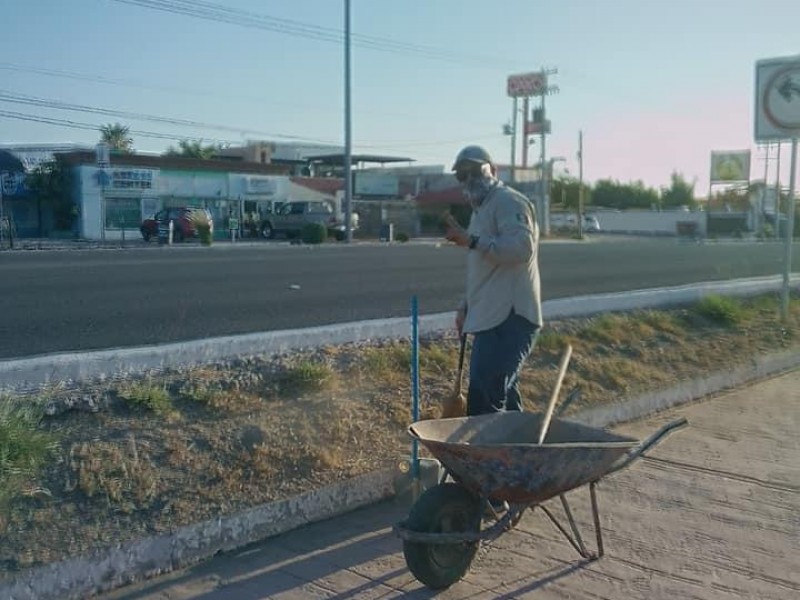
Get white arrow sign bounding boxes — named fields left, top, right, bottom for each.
left=755, top=55, right=800, bottom=141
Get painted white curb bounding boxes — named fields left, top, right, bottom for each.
left=1, top=275, right=798, bottom=393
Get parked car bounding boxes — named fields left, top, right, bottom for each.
left=140, top=207, right=214, bottom=243
left=260, top=200, right=359, bottom=241
left=564, top=214, right=601, bottom=233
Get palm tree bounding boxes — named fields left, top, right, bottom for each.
left=99, top=123, right=134, bottom=154
left=164, top=139, right=220, bottom=160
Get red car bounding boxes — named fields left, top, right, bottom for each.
left=140, top=207, right=214, bottom=242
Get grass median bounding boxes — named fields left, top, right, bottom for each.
left=0, top=291, right=798, bottom=577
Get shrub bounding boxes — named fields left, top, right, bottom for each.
left=694, top=295, right=745, bottom=327
left=0, top=398, right=57, bottom=509
left=196, top=223, right=213, bottom=246
left=395, top=232, right=410, bottom=242
left=301, top=223, right=327, bottom=244
left=758, top=223, right=775, bottom=240
left=274, top=361, right=333, bottom=396
left=117, top=383, right=173, bottom=416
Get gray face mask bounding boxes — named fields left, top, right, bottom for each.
left=463, top=175, right=496, bottom=206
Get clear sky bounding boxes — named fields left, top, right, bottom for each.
left=1, top=0, right=798, bottom=193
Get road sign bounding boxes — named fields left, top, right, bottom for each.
left=709, top=151, right=751, bottom=183
left=507, top=72, right=547, bottom=98
left=755, top=55, right=800, bottom=141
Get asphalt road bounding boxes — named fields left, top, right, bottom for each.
left=1, top=238, right=797, bottom=360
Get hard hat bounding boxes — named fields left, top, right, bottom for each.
left=451, top=145, right=494, bottom=171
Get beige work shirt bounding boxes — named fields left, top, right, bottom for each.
left=461, top=182, right=542, bottom=333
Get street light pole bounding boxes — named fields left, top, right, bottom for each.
left=578, top=130, right=584, bottom=240
left=343, top=0, right=353, bottom=243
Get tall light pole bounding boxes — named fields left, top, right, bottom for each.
left=343, top=0, right=353, bottom=243
left=578, top=130, right=584, bottom=240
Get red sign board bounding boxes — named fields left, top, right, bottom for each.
left=507, top=72, right=547, bottom=97
left=524, top=120, right=552, bottom=135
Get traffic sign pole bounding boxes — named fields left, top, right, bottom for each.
left=781, top=137, right=798, bottom=322
left=755, top=56, right=800, bottom=322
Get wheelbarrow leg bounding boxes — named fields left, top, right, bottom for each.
left=540, top=486, right=605, bottom=561
left=540, top=501, right=594, bottom=560
left=560, top=494, right=588, bottom=557
left=590, top=481, right=604, bottom=558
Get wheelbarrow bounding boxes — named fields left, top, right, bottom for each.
left=393, top=409, right=688, bottom=589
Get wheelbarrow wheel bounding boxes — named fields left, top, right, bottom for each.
left=402, top=482, right=481, bottom=589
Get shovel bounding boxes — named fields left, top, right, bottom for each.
left=441, top=334, right=468, bottom=418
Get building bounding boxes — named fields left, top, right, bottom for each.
left=57, top=151, right=355, bottom=241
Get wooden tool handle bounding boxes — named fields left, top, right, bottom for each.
left=538, top=344, right=573, bottom=445
left=454, top=333, right=467, bottom=396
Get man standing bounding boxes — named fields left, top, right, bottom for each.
left=444, top=145, right=542, bottom=416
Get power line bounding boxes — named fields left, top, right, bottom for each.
left=109, top=0, right=516, bottom=67
left=0, top=109, right=237, bottom=144
left=0, top=88, right=501, bottom=152
left=0, top=89, right=338, bottom=145
left=0, top=62, right=479, bottom=124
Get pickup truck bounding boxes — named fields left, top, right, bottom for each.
left=260, top=200, right=359, bottom=241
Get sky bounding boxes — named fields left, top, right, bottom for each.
left=1, top=0, right=799, bottom=193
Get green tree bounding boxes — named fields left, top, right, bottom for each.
left=164, top=140, right=220, bottom=159
left=25, top=159, right=76, bottom=232
left=592, top=179, right=659, bottom=210
left=551, top=176, right=589, bottom=210
left=661, top=172, right=696, bottom=209
left=99, top=123, right=134, bottom=154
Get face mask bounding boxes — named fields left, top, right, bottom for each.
left=463, top=175, right=495, bottom=206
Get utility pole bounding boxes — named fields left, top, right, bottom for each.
left=776, top=142, right=782, bottom=214
left=539, top=68, right=558, bottom=235
left=759, top=143, right=770, bottom=233
left=343, top=0, right=353, bottom=243
left=510, top=97, right=518, bottom=182
left=521, top=96, right=530, bottom=169
left=578, top=130, right=584, bottom=240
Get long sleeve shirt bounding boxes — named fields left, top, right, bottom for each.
left=461, top=182, right=543, bottom=333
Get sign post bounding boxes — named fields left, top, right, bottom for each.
left=755, top=55, right=800, bottom=322
left=96, top=143, right=110, bottom=243
left=506, top=69, right=558, bottom=235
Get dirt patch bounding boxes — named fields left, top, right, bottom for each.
left=0, top=293, right=798, bottom=578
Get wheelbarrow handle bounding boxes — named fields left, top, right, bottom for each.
left=607, top=417, right=688, bottom=475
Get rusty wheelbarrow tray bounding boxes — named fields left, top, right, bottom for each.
left=393, top=411, right=688, bottom=589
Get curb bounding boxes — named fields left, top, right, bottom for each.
left=2, top=349, right=799, bottom=600
left=1, top=470, right=396, bottom=600
left=2, top=275, right=798, bottom=393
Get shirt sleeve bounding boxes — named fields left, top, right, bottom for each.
left=474, top=191, right=536, bottom=265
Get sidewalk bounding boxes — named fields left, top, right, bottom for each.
left=102, top=370, right=800, bottom=599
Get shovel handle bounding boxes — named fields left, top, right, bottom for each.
left=454, top=333, right=467, bottom=395
left=538, top=344, right=573, bottom=445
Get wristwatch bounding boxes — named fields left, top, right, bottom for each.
left=468, top=235, right=479, bottom=250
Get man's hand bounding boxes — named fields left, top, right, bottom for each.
left=455, top=306, right=466, bottom=335
left=443, top=213, right=470, bottom=248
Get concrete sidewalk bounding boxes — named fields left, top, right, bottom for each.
left=101, top=371, right=800, bottom=600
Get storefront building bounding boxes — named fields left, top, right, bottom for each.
left=61, top=152, right=296, bottom=241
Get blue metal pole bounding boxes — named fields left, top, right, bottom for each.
left=411, top=295, right=420, bottom=481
